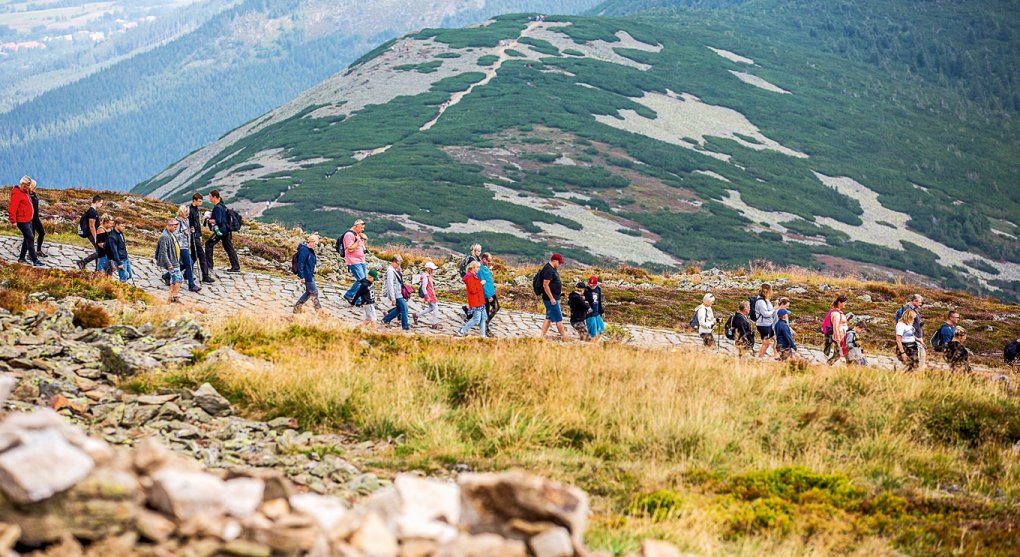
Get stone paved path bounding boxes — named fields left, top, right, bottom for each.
left=2, top=236, right=909, bottom=369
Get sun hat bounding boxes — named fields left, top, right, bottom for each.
left=424, top=261, right=437, bottom=270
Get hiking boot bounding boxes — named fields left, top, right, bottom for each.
left=225, top=268, right=241, bottom=273
left=412, top=313, right=419, bottom=325
left=189, top=287, right=202, bottom=293
left=36, top=250, right=46, bottom=258
left=17, top=259, right=26, bottom=265
left=75, top=259, right=86, bottom=271
left=202, top=277, right=216, bottom=284
left=31, top=260, right=44, bottom=267
left=430, top=323, right=443, bottom=330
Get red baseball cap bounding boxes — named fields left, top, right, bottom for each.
left=551, top=253, right=564, bottom=263
left=588, top=275, right=598, bottom=285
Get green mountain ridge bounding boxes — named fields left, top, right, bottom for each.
left=136, top=3, right=1020, bottom=298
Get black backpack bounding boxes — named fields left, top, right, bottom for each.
left=689, top=307, right=700, bottom=330
left=1005, top=340, right=1019, bottom=365
left=291, top=246, right=302, bottom=276
left=930, top=324, right=950, bottom=353
left=532, top=269, right=544, bottom=297
left=335, top=229, right=354, bottom=256
left=226, top=208, right=243, bottom=232
left=725, top=314, right=736, bottom=340
left=459, top=255, right=475, bottom=277
left=748, top=296, right=762, bottom=322
left=77, top=211, right=90, bottom=238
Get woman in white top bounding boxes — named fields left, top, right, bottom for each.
left=827, top=295, right=849, bottom=365
left=754, top=283, right=777, bottom=358
left=896, top=309, right=919, bottom=371
left=696, top=293, right=716, bottom=347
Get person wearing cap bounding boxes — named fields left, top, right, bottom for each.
left=8, top=175, right=42, bottom=266
left=457, top=260, right=488, bottom=338
left=382, top=255, right=410, bottom=330
left=155, top=217, right=184, bottom=304
left=695, top=293, right=717, bottom=347
left=413, top=261, right=442, bottom=330
left=342, top=219, right=369, bottom=303
left=584, top=276, right=605, bottom=343
left=845, top=319, right=867, bottom=366
left=538, top=253, right=568, bottom=339
left=293, top=234, right=322, bottom=314
left=479, top=253, right=499, bottom=322
left=774, top=308, right=797, bottom=361
left=568, top=282, right=593, bottom=341
left=353, top=269, right=379, bottom=330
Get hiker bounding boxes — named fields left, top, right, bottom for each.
left=352, top=269, right=379, bottom=330
left=7, top=176, right=41, bottom=266
left=459, top=244, right=482, bottom=278
left=538, top=253, right=568, bottom=340
left=895, top=308, right=919, bottom=371
left=175, top=207, right=200, bottom=293
left=825, top=295, right=849, bottom=365
left=774, top=308, right=797, bottom=361
left=479, top=253, right=499, bottom=322
left=412, top=261, right=442, bottom=330
left=944, top=326, right=971, bottom=373
left=292, top=234, right=321, bottom=314
left=204, top=190, right=241, bottom=274
left=156, top=218, right=184, bottom=304
left=75, top=195, right=103, bottom=271
left=104, top=220, right=132, bottom=282
left=694, top=293, right=716, bottom=347
left=26, top=178, right=45, bottom=257
left=752, top=284, right=777, bottom=357
left=845, top=319, right=867, bottom=366
left=932, top=310, right=959, bottom=354
left=731, top=301, right=755, bottom=357
left=568, top=282, right=593, bottom=341
left=340, top=219, right=368, bottom=304
left=584, top=276, right=605, bottom=343
left=381, top=255, right=410, bottom=330
left=95, top=215, right=113, bottom=275
left=189, top=193, right=214, bottom=283
left=897, top=295, right=925, bottom=369
left=457, top=260, right=487, bottom=338
left=1005, top=338, right=1020, bottom=367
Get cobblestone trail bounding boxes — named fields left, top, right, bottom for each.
left=2, top=236, right=906, bottom=369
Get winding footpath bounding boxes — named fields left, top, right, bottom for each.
left=1, top=236, right=911, bottom=369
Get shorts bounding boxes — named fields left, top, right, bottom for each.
left=585, top=315, right=605, bottom=338
left=571, top=321, right=591, bottom=341
left=757, top=325, right=775, bottom=340
left=363, top=303, right=376, bottom=322
left=168, top=268, right=184, bottom=285
left=543, top=299, right=563, bottom=323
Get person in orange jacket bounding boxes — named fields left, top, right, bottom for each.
left=457, top=260, right=488, bottom=338
left=8, top=176, right=41, bottom=266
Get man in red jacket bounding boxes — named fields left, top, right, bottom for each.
left=7, top=176, right=41, bottom=266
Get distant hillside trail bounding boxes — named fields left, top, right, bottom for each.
left=420, top=20, right=545, bottom=132
left=1, top=236, right=913, bottom=369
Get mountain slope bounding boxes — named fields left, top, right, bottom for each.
left=137, top=8, right=1020, bottom=297
left=0, top=0, right=600, bottom=190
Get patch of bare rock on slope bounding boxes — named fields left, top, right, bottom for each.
left=0, top=300, right=694, bottom=556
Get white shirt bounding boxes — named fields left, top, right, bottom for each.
left=696, top=305, right=715, bottom=334
left=896, top=322, right=916, bottom=344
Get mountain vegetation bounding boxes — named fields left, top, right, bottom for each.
left=137, top=2, right=1020, bottom=298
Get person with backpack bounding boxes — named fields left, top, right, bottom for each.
left=568, top=282, right=593, bottom=341
left=175, top=207, right=200, bottom=293
left=1005, top=338, right=1020, bottom=368
left=537, top=253, right=568, bottom=340
left=752, top=284, right=777, bottom=358
left=381, top=255, right=410, bottom=331
left=693, top=293, right=716, bottom=347
left=459, top=244, right=482, bottom=278
left=75, top=195, right=104, bottom=271
left=897, top=295, right=925, bottom=369
left=479, top=253, right=499, bottom=322
left=931, top=310, right=959, bottom=354
left=292, top=234, right=321, bottom=314
left=845, top=319, right=867, bottom=366
left=774, top=308, right=797, bottom=361
left=944, top=327, right=971, bottom=373
left=189, top=193, right=214, bottom=284
left=457, top=261, right=488, bottom=338
left=824, top=295, right=849, bottom=365
left=340, top=219, right=368, bottom=304
left=156, top=218, right=184, bottom=304
left=25, top=178, right=46, bottom=258
left=7, top=176, right=42, bottom=267
left=895, top=308, right=920, bottom=371
left=352, top=269, right=379, bottom=330
left=728, top=300, right=755, bottom=357
left=204, top=190, right=241, bottom=275
left=413, top=261, right=442, bottom=330
left=584, top=276, right=605, bottom=344
left=104, top=219, right=132, bottom=282
left=95, top=214, right=114, bottom=276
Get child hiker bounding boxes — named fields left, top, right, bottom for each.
left=352, top=269, right=379, bottom=331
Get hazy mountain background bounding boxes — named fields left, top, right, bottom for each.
left=0, top=0, right=601, bottom=189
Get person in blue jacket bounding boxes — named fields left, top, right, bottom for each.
left=774, top=308, right=797, bottom=361
left=293, top=235, right=321, bottom=314
left=479, top=253, right=499, bottom=321
left=933, top=310, right=959, bottom=352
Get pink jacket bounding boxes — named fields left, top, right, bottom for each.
left=421, top=272, right=437, bottom=303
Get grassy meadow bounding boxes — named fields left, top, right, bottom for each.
left=129, top=316, right=1020, bottom=556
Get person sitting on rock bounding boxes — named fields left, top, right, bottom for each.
left=568, top=282, right=592, bottom=342
left=944, top=327, right=972, bottom=373
left=774, top=308, right=797, bottom=361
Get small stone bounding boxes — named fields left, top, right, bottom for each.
left=135, top=509, right=176, bottom=543
left=268, top=417, right=299, bottom=430
left=0, top=523, right=22, bottom=553
left=0, top=376, right=15, bottom=406
left=289, top=492, right=348, bottom=531
left=224, top=477, right=265, bottom=519
left=192, top=383, right=232, bottom=417
left=222, top=540, right=272, bottom=557
left=786, top=286, right=807, bottom=294
left=435, top=533, right=527, bottom=557
left=137, top=394, right=179, bottom=405
left=0, top=428, right=94, bottom=504
left=529, top=527, right=573, bottom=557
left=349, top=513, right=398, bottom=557
left=856, top=294, right=873, bottom=303
left=640, top=540, right=684, bottom=557
left=149, top=468, right=227, bottom=520
left=99, top=345, right=161, bottom=376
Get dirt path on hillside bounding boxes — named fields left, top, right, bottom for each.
left=420, top=21, right=543, bottom=132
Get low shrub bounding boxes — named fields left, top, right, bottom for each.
left=73, top=303, right=113, bottom=329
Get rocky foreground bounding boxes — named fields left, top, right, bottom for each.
left=0, top=297, right=692, bottom=556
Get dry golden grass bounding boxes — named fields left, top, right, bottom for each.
left=131, top=316, right=1020, bottom=556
